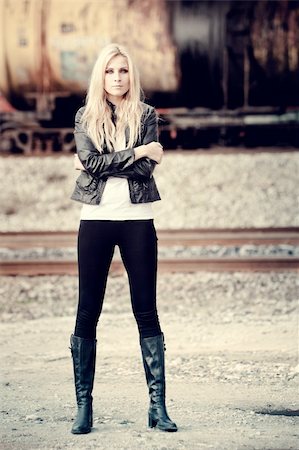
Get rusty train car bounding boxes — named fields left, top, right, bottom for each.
left=1, top=0, right=299, bottom=153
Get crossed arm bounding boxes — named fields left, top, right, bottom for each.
left=74, top=107, right=163, bottom=181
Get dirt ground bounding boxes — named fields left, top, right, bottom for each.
left=0, top=272, right=298, bottom=450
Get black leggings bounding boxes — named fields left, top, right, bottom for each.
left=74, top=219, right=162, bottom=340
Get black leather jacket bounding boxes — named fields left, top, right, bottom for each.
left=70, top=101, right=161, bottom=205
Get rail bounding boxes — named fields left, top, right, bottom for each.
left=1, top=228, right=299, bottom=248
left=1, top=228, right=299, bottom=274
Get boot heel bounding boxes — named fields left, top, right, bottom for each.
left=148, top=414, right=157, bottom=428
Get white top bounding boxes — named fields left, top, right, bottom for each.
left=80, top=131, right=153, bottom=221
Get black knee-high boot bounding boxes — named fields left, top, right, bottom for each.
left=70, top=334, right=97, bottom=434
left=140, top=333, right=177, bottom=432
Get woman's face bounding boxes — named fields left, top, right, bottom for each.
left=104, top=54, right=130, bottom=105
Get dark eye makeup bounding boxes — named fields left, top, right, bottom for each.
left=105, top=68, right=128, bottom=73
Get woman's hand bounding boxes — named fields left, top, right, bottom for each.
left=74, top=154, right=85, bottom=170
left=145, top=141, right=163, bottom=164
left=134, top=141, right=163, bottom=164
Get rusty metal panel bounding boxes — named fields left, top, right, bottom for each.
left=251, top=0, right=299, bottom=74
left=0, top=0, right=179, bottom=97
left=0, top=0, right=43, bottom=95
left=47, top=0, right=179, bottom=93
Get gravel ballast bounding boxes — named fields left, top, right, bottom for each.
left=1, top=152, right=299, bottom=231
left=0, top=271, right=297, bottom=324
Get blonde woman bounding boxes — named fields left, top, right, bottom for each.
left=70, top=43, right=177, bottom=434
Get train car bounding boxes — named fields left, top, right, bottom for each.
left=0, top=0, right=299, bottom=153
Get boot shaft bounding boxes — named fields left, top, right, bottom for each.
left=140, top=333, right=178, bottom=432
left=140, top=333, right=166, bottom=400
left=70, top=334, right=97, bottom=404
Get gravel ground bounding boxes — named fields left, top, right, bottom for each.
left=1, top=152, right=299, bottom=231
left=1, top=151, right=299, bottom=449
left=0, top=271, right=298, bottom=449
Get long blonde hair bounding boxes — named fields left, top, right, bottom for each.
left=81, top=43, right=144, bottom=153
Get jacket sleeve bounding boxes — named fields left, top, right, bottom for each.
left=74, top=108, right=136, bottom=178
left=110, top=107, right=158, bottom=180
left=129, top=107, right=158, bottom=179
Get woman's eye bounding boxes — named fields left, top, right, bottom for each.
left=105, top=68, right=128, bottom=74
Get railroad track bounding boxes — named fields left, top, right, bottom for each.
left=1, top=228, right=299, bottom=275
